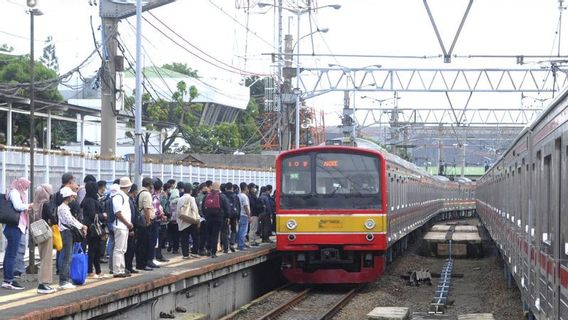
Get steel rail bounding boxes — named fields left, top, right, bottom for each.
left=317, top=284, right=365, bottom=320
left=257, top=288, right=311, bottom=320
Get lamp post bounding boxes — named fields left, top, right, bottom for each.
left=258, top=2, right=340, bottom=149
left=27, top=5, right=43, bottom=275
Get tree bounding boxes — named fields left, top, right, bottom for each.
left=39, top=36, right=59, bottom=73
left=0, top=52, right=65, bottom=148
left=0, top=44, right=14, bottom=53
left=162, top=62, right=199, bottom=78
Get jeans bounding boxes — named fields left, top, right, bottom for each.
left=148, top=222, right=159, bottom=263
left=3, top=225, right=22, bottom=282
left=107, top=233, right=115, bottom=272
left=237, top=215, right=249, bottom=249
left=58, top=229, right=73, bottom=285
left=14, top=230, right=27, bottom=274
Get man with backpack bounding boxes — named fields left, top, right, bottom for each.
left=201, top=182, right=230, bottom=258
left=258, top=186, right=274, bottom=243
left=221, top=183, right=240, bottom=254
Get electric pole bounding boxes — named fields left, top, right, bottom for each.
left=280, top=34, right=294, bottom=150
left=100, top=17, right=119, bottom=159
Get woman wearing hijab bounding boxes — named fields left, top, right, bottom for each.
left=33, top=184, right=56, bottom=294
left=2, top=177, right=32, bottom=290
left=81, top=181, right=107, bottom=279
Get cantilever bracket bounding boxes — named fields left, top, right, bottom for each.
left=423, top=0, right=474, bottom=63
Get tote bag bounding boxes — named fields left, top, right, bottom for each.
left=0, top=194, right=20, bottom=225
left=70, top=243, right=88, bottom=285
left=52, top=225, right=63, bottom=251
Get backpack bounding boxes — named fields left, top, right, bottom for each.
left=45, top=195, right=59, bottom=226
left=104, top=194, right=123, bottom=229
left=133, top=190, right=149, bottom=228
left=226, top=193, right=240, bottom=219
left=203, top=191, right=221, bottom=215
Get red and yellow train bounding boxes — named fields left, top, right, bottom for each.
left=275, top=140, right=475, bottom=284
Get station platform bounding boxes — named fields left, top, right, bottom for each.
left=0, top=242, right=279, bottom=320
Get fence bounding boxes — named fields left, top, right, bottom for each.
left=0, top=148, right=276, bottom=253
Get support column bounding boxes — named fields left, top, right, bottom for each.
left=46, top=110, right=51, bottom=150
left=80, top=114, right=85, bottom=154
left=7, top=102, right=12, bottom=146
left=101, top=17, right=118, bottom=159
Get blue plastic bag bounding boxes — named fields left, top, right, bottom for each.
left=70, top=243, right=88, bottom=285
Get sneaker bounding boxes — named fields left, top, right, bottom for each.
left=60, top=282, right=76, bottom=290
left=2, top=281, right=24, bottom=290
left=157, top=258, right=169, bottom=263
left=211, top=254, right=218, bottom=258
left=223, top=249, right=229, bottom=254
left=152, top=259, right=162, bottom=266
left=182, top=255, right=191, bottom=259
left=190, top=254, right=201, bottom=258
left=251, top=242, right=260, bottom=247
left=147, top=263, right=161, bottom=269
left=37, top=284, right=56, bottom=294
left=230, top=246, right=236, bottom=253
left=113, top=273, right=128, bottom=278
left=13, top=271, right=22, bottom=279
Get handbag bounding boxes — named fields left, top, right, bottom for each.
left=178, top=201, right=199, bottom=224
left=52, top=225, right=63, bottom=251
left=0, top=194, right=21, bottom=225
left=63, top=224, right=85, bottom=243
left=89, top=215, right=109, bottom=241
left=30, top=219, right=52, bottom=244
left=70, top=243, right=88, bottom=285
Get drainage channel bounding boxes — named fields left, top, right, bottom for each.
left=429, top=239, right=454, bottom=314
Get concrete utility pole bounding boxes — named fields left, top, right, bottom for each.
left=280, top=34, right=294, bottom=150
left=390, top=92, right=400, bottom=156
left=342, top=90, right=355, bottom=144
left=101, top=17, right=119, bottom=159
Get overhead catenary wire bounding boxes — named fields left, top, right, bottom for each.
left=146, top=11, right=270, bottom=77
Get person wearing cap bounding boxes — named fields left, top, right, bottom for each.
left=58, top=186, right=87, bottom=289
left=112, top=177, right=134, bottom=278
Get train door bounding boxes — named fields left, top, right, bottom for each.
left=560, top=132, right=568, bottom=319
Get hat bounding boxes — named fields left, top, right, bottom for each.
left=119, top=177, right=133, bottom=189
left=60, top=186, right=77, bottom=198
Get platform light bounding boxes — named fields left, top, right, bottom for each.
left=365, top=219, right=376, bottom=230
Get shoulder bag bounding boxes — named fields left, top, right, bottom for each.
left=0, top=193, right=21, bottom=225
left=30, top=219, right=52, bottom=244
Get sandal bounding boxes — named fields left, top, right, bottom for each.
left=159, top=312, right=175, bottom=319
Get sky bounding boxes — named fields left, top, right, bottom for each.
left=0, top=0, right=565, bottom=127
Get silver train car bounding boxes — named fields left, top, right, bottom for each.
left=476, top=87, right=568, bottom=319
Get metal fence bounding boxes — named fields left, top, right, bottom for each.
left=0, top=148, right=276, bottom=253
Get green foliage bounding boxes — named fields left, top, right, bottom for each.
left=0, top=44, right=14, bottom=53
left=162, top=62, right=199, bottom=78
left=0, top=52, right=62, bottom=101
left=39, top=36, right=59, bottom=72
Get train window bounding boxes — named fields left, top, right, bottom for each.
left=279, top=152, right=382, bottom=210
left=280, top=154, right=312, bottom=195
left=542, top=155, right=552, bottom=248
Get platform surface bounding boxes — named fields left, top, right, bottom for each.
left=0, top=242, right=275, bottom=320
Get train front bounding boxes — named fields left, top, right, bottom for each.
left=275, top=146, right=387, bottom=284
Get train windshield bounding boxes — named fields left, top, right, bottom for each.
left=280, top=152, right=381, bottom=210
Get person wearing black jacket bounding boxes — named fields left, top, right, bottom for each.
left=221, top=183, right=240, bottom=253
left=202, top=182, right=230, bottom=258
left=81, top=182, right=107, bottom=278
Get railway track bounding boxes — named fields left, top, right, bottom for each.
left=259, top=284, right=363, bottom=320
left=222, top=284, right=363, bottom=320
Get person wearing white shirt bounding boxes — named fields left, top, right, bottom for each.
left=57, top=186, right=87, bottom=290
left=2, top=178, right=32, bottom=291
left=112, top=177, right=134, bottom=278
left=177, top=183, right=200, bottom=258
left=237, top=182, right=252, bottom=251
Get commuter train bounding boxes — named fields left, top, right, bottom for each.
left=275, top=139, right=475, bottom=283
left=476, top=87, right=568, bottom=319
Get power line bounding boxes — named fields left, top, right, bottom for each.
left=146, top=11, right=270, bottom=77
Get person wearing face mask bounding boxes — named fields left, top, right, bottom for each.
left=195, top=183, right=209, bottom=256
left=57, top=186, right=88, bottom=289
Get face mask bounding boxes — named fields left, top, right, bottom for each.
left=202, top=191, right=208, bottom=195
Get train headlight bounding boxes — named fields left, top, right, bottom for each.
left=364, top=219, right=376, bottom=230
left=286, top=219, right=297, bottom=230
